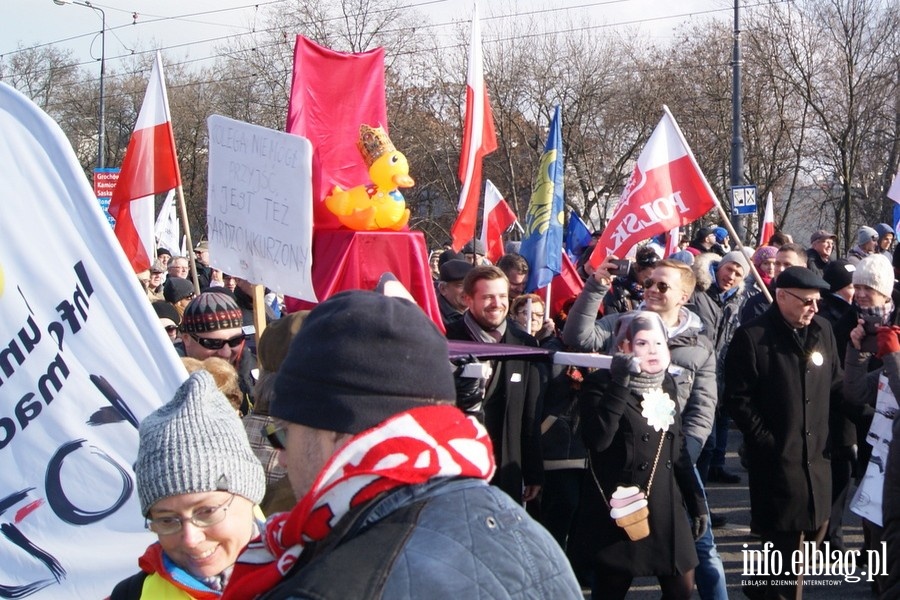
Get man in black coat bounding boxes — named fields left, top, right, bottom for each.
left=724, top=267, right=843, bottom=600
left=445, top=265, right=545, bottom=504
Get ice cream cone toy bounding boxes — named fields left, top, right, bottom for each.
left=609, top=484, right=650, bottom=540
left=609, top=485, right=645, bottom=508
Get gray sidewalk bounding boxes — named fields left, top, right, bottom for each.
left=622, top=427, right=877, bottom=598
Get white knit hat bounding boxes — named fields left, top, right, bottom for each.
left=135, top=370, right=265, bottom=515
left=852, top=254, right=894, bottom=299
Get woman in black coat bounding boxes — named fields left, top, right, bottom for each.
left=569, top=312, right=706, bottom=600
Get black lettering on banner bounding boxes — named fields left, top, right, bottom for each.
left=0, top=489, right=65, bottom=598
left=45, top=440, right=134, bottom=526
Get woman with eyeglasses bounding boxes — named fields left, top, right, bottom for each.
left=511, top=293, right=554, bottom=340
left=110, top=371, right=265, bottom=599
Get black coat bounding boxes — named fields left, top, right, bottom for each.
left=724, top=305, right=842, bottom=532
left=569, top=372, right=702, bottom=577
left=445, top=320, right=544, bottom=499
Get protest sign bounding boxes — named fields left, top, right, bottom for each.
left=0, top=82, right=186, bottom=598
left=207, top=115, right=317, bottom=302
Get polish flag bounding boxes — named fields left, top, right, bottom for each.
left=449, top=4, right=498, bottom=251
left=589, top=108, right=716, bottom=268
left=889, top=172, right=900, bottom=237
left=109, top=52, right=181, bottom=272
left=759, top=191, right=775, bottom=245
left=479, top=179, right=518, bottom=263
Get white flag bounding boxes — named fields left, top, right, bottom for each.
left=888, top=171, right=900, bottom=204
left=0, top=82, right=185, bottom=598
left=154, top=189, right=180, bottom=255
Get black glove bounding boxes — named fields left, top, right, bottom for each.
left=452, top=355, right=486, bottom=419
left=691, top=514, right=709, bottom=540
left=609, top=353, right=638, bottom=387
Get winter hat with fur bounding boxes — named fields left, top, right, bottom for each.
left=135, top=370, right=265, bottom=515
left=853, top=253, right=894, bottom=298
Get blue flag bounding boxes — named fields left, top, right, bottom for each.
left=519, top=105, right=564, bottom=292
left=564, top=209, right=592, bottom=261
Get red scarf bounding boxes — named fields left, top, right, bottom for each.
left=222, top=405, right=495, bottom=600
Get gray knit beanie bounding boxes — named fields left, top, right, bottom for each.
left=135, top=370, right=265, bottom=515
left=719, top=250, right=750, bottom=274
left=858, top=226, right=879, bottom=246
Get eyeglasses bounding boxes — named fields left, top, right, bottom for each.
left=164, top=325, right=178, bottom=333
left=146, top=493, right=236, bottom=535
left=517, top=310, right=544, bottom=320
left=643, top=279, right=672, bottom=294
left=264, top=423, right=287, bottom=450
left=781, top=289, right=820, bottom=307
left=190, top=333, right=245, bottom=350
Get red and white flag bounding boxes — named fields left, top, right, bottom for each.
left=109, top=52, right=181, bottom=273
left=589, top=108, right=716, bottom=268
left=449, top=4, right=498, bottom=251
left=759, top=191, right=775, bottom=245
left=479, top=179, right=517, bottom=263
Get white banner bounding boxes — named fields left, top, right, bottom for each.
left=0, top=83, right=186, bottom=598
left=850, top=373, right=897, bottom=527
left=206, top=115, right=317, bottom=301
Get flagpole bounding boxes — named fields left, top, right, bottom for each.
left=175, top=184, right=201, bottom=295
left=661, top=105, right=772, bottom=305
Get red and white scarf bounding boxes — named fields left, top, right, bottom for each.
left=222, top=405, right=495, bottom=600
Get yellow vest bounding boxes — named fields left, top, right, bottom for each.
left=140, top=573, right=199, bottom=599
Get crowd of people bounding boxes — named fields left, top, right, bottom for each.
left=113, top=220, right=900, bottom=599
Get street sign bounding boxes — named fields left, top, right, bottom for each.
left=93, top=167, right=120, bottom=227
left=731, top=185, right=757, bottom=216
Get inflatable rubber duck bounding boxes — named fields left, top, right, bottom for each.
left=324, top=124, right=414, bottom=231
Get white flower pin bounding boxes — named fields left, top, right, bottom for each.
left=641, top=389, right=676, bottom=432
left=810, top=351, right=824, bottom=367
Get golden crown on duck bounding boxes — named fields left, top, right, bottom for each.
left=356, top=124, right=395, bottom=167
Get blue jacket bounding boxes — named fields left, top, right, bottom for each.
left=259, top=478, right=581, bottom=599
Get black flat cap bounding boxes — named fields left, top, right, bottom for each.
left=775, top=266, right=830, bottom=291
left=439, top=259, right=475, bottom=283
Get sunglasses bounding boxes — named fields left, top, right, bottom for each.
left=190, top=333, right=245, bottom=350
left=781, top=289, right=819, bottom=307
left=643, top=279, right=672, bottom=294
left=164, top=325, right=178, bottom=333
left=264, top=423, right=287, bottom=450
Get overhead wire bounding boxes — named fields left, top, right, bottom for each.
left=4, top=0, right=789, bottom=94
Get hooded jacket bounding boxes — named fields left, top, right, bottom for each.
left=562, top=276, right=717, bottom=459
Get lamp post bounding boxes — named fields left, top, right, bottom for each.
left=53, top=0, right=106, bottom=169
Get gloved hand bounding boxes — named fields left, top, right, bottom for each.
left=452, top=355, right=487, bottom=418
left=876, top=325, right=900, bottom=358
left=691, top=513, right=709, bottom=540
left=609, top=353, right=637, bottom=387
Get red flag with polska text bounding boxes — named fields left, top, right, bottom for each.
left=589, top=109, right=716, bottom=268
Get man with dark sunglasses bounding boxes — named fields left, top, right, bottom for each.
left=180, top=291, right=257, bottom=414
left=563, top=255, right=727, bottom=599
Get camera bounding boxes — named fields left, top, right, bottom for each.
left=860, top=313, right=881, bottom=354
left=609, top=259, right=632, bottom=275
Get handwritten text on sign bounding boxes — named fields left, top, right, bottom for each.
left=206, top=115, right=317, bottom=301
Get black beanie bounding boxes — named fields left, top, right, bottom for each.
left=272, top=291, right=456, bottom=434
left=823, top=259, right=855, bottom=293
